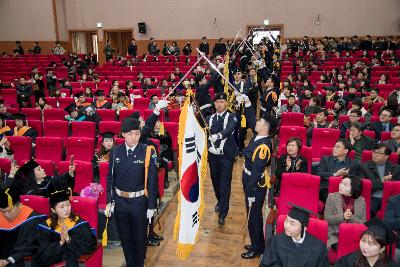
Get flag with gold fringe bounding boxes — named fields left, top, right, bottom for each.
left=223, top=52, right=230, bottom=94
left=173, top=90, right=207, bottom=260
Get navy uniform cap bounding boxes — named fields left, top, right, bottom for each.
left=213, top=92, right=227, bottom=102
left=121, top=118, right=140, bottom=133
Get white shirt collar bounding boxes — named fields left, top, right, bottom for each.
left=216, top=111, right=226, bottom=117
left=254, top=135, right=268, bottom=142
left=126, top=143, right=137, bottom=155
left=292, top=232, right=306, bottom=244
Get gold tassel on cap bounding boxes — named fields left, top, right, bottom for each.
left=159, top=122, right=165, bottom=136
left=5, top=188, right=13, bottom=209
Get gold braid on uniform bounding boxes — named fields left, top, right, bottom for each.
left=251, top=144, right=272, bottom=188
left=266, top=91, right=278, bottom=102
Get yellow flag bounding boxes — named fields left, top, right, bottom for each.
left=223, top=52, right=230, bottom=94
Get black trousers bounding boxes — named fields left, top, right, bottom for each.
left=114, top=211, right=147, bottom=267
left=242, top=173, right=267, bottom=252
left=371, top=196, right=382, bottom=217
left=208, top=153, right=234, bottom=219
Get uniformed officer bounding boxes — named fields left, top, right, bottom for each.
left=207, top=92, right=238, bottom=226
left=239, top=95, right=272, bottom=259
left=106, top=117, right=158, bottom=267
left=260, top=75, right=279, bottom=118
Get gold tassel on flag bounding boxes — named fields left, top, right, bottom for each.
left=159, top=122, right=165, bottom=136
left=223, top=52, right=230, bottom=94
left=101, top=217, right=109, bottom=246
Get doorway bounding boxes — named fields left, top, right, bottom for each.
left=104, top=30, right=133, bottom=56
left=70, top=30, right=98, bottom=59
left=247, top=24, right=283, bottom=45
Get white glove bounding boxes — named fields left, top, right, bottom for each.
left=155, top=99, right=169, bottom=110
left=243, top=95, right=251, bottom=107
left=209, top=134, right=219, bottom=143
left=147, top=209, right=156, bottom=223
left=104, top=202, right=115, bottom=217
left=248, top=197, right=255, bottom=206
left=236, top=94, right=244, bottom=104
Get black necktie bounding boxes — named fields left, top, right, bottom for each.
left=128, top=149, right=134, bottom=157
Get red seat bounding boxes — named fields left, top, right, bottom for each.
left=279, top=126, right=307, bottom=147
left=35, top=137, right=64, bottom=162
left=281, top=112, right=304, bottom=127
left=332, top=223, right=367, bottom=263
left=27, top=120, right=43, bottom=137
left=43, top=109, right=66, bottom=121
left=21, top=108, right=42, bottom=120
left=168, top=109, right=181, bottom=122
left=1, top=89, right=17, bottom=107
left=380, top=131, right=392, bottom=142
left=163, top=122, right=179, bottom=152
left=144, top=109, right=164, bottom=122
left=0, top=158, right=11, bottom=174
left=98, top=162, right=109, bottom=209
left=57, top=160, right=93, bottom=193
left=276, top=173, right=321, bottom=217
left=43, top=120, right=69, bottom=138
left=65, top=137, right=95, bottom=162
left=311, top=128, right=340, bottom=161
left=133, top=97, right=150, bottom=110
left=371, top=102, right=385, bottom=116
left=328, top=176, right=372, bottom=220
left=96, top=109, right=116, bottom=121
left=58, top=97, right=75, bottom=110
left=98, top=121, right=121, bottom=135
left=71, top=121, right=96, bottom=138
left=361, top=150, right=398, bottom=165
left=35, top=159, right=55, bottom=176
left=20, top=195, right=49, bottom=215
left=8, top=136, right=32, bottom=162
left=276, top=215, right=328, bottom=244
left=119, top=109, right=142, bottom=121
left=376, top=181, right=400, bottom=219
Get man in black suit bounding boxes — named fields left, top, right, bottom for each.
left=199, top=36, right=209, bottom=55
left=106, top=117, right=158, bottom=267
left=384, top=193, right=400, bottom=261
left=317, top=139, right=360, bottom=202
left=207, top=92, right=238, bottom=226
left=339, top=109, right=363, bottom=138
left=361, top=143, right=400, bottom=216
left=128, top=39, right=137, bottom=57
left=346, top=122, right=375, bottom=162
left=369, top=109, right=395, bottom=141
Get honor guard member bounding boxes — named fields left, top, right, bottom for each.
left=272, top=52, right=282, bottom=76
left=260, top=203, right=329, bottom=267
left=245, top=66, right=260, bottom=112
left=94, top=89, right=112, bottom=109
left=106, top=118, right=158, bottom=267
left=260, top=75, right=279, bottom=118
left=194, top=73, right=213, bottom=120
left=207, top=92, right=238, bottom=226
left=238, top=95, right=272, bottom=259
left=232, top=68, right=249, bottom=154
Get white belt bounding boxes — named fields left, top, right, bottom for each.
left=115, top=188, right=145, bottom=198
left=243, top=167, right=265, bottom=177
left=200, top=103, right=212, bottom=110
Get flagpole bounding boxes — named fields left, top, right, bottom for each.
left=167, top=56, right=203, bottom=95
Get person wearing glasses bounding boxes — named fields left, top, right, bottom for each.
left=360, top=143, right=400, bottom=216
left=369, top=109, right=395, bottom=141
left=384, top=123, right=400, bottom=156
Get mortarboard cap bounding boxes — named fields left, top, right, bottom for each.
left=13, top=113, right=26, bottom=121
left=121, top=118, right=140, bottom=133
left=49, top=188, right=72, bottom=207
left=364, top=217, right=397, bottom=245
left=74, top=92, right=84, bottom=98
left=100, top=131, right=115, bottom=140
left=19, top=158, right=40, bottom=176
left=95, top=90, right=105, bottom=97
left=64, top=103, right=78, bottom=115
left=287, top=202, right=316, bottom=226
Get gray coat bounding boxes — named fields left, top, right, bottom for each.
left=277, top=104, right=301, bottom=117
left=324, top=192, right=366, bottom=247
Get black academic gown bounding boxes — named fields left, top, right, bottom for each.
left=334, top=251, right=400, bottom=267
left=0, top=206, right=45, bottom=267
left=260, top=232, right=329, bottom=267
left=24, top=172, right=75, bottom=196
left=34, top=217, right=97, bottom=267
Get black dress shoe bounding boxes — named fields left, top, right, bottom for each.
left=147, top=238, right=160, bottom=246
left=214, top=204, right=219, bottom=213
left=241, top=250, right=260, bottom=259
left=164, top=179, right=169, bottom=189
left=218, top=217, right=225, bottom=226
left=153, top=233, right=164, bottom=241
left=244, top=244, right=251, bottom=250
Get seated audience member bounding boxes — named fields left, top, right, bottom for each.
left=363, top=88, right=384, bottom=108
left=304, top=96, right=321, bottom=116
left=277, top=95, right=300, bottom=116
left=77, top=106, right=101, bottom=128
left=12, top=113, right=38, bottom=139
left=34, top=189, right=97, bottom=266
left=322, top=86, right=339, bottom=107
left=75, top=92, right=91, bottom=110
left=94, top=90, right=111, bottom=109
left=112, top=92, right=132, bottom=113
left=64, top=103, right=80, bottom=122
left=275, top=137, right=308, bottom=195
left=15, top=159, right=75, bottom=196
left=0, top=116, right=13, bottom=138
left=317, top=139, right=360, bottom=202
left=307, top=108, right=333, bottom=146
left=343, top=84, right=358, bottom=106
left=347, top=122, right=375, bottom=162
left=0, top=136, right=13, bottom=160
left=16, top=77, right=33, bottom=108
left=347, top=98, right=371, bottom=125
left=334, top=218, right=399, bottom=267
left=370, top=109, right=395, bottom=141
left=361, top=143, right=400, bottom=216
left=27, top=41, right=41, bottom=55
left=0, top=182, right=45, bottom=266
left=384, top=193, right=400, bottom=263
left=260, top=204, right=329, bottom=267
left=340, top=109, right=363, bottom=138
left=0, top=100, right=13, bottom=120
left=93, top=132, right=114, bottom=182
left=82, top=86, right=93, bottom=98
left=51, top=41, right=66, bottom=55
left=385, top=123, right=400, bottom=155
left=148, top=94, right=159, bottom=110
left=324, top=175, right=366, bottom=251
left=35, top=97, right=52, bottom=111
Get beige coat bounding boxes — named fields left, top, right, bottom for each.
left=324, top=192, right=366, bottom=247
